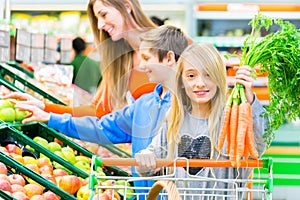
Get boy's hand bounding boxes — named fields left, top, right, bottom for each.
left=233, top=65, right=255, bottom=104
left=14, top=102, right=50, bottom=124
left=3, top=92, right=45, bottom=110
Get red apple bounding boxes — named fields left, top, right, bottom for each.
left=24, top=184, right=44, bottom=198
left=5, top=144, right=22, bottom=155
left=0, top=174, right=9, bottom=181
left=58, top=175, right=81, bottom=195
left=8, top=174, right=26, bottom=186
left=37, top=157, right=52, bottom=168
left=31, top=194, right=46, bottom=200
left=0, top=179, right=12, bottom=193
left=39, top=165, right=53, bottom=175
left=12, top=191, right=30, bottom=200
left=0, top=162, right=8, bottom=174
left=41, top=174, right=57, bottom=185
left=0, top=146, right=9, bottom=155
left=25, top=164, right=40, bottom=174
left=52, top=169, right=68, bottom=177
left=11, top=184, right=26, bottom=193
left=42, top=191, right=60, bottom=200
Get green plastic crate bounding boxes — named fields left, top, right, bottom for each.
left=0, top=124, right=88, bottom=178
left=0, top=63, right=66, bottom=105
left=9, top=122, right=130, bottom=177
left=0, top=151, right=76, bottom=200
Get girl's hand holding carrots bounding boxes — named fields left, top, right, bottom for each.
left=233, top=66, right=255, bottom=105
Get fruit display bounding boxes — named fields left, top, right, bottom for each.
left=0, top=99, right=29, bottom=122
left=0, top=151, right=76, bottom=200
left=0, top=122, right=133, bottom=199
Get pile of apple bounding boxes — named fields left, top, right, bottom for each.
left=0, top=99, right=29, bottom=122
left=0, top=161, right=60, bottom=200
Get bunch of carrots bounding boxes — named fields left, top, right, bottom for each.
left=217, top=83, right=258, bottom=167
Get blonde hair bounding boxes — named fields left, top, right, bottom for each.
left=167, top=43, right=227, bottom=159
left=88, top=0, right=157, bottom=110
left=140, top=25, right=188, bottom=62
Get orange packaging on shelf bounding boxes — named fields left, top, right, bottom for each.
left=252, top=87, right=269, bottom=100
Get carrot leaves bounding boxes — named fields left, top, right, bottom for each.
left=241, top=13, right=300, bottom=146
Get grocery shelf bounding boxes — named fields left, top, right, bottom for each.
left=194, top=36, right=247, bottom=47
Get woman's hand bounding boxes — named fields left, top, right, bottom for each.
left=14, top=102, right=50, bottom=124
left=234, top=66, right=255, bottom=104
left=3, top=92, right=45, bottom=110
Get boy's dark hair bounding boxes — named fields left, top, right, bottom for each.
left=150, top=16, right=169, bottom=26
left=140, top=25, right=188, bottom=62
left=72, top=37, right=86, bottom=55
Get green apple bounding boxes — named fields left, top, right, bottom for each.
left=53, top=161, right=73, bottom=175
left=25, top=145, right=35, bottom=153
left=47, top=142, right=62, bottom=152
left=74, top=161, right=90, bottom=173
left=15, top=108, right=29, bottom=121
left=75, top=155, right=91, bottom=164
left=0, top=107, right=16, bottom=122
left=77, top=185, right=90, bottom=200
left=33, top=136, right=49, bottom=149
left=0, top=99, right=14, bottom=109
left=61, top=147, right=76, bottom=164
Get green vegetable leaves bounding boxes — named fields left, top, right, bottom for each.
left=241, top=13, right=300, bottom=146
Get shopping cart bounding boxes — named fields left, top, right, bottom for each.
left=88, top=156, right=273, bottom=200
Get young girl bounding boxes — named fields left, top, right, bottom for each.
left=135, top=43, right=268, bottom=198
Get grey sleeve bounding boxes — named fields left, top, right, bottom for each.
left=251, top=95, right=269, bottom=156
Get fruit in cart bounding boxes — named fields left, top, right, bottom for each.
left=33, top=136, right=49, bottom=149
left=0, top=107, right=16, bottom=122
left=5, top=144, right=22, bottom=155
left=57, top=175, right=81, bottom=195
left=0, top=162, right=8, bottom=174
left=8, top=174, right=26, bottom=186
left=104, top=189, right=121, bottom=200
left=12, top=191, right=30, bottom=200
left=47, top=142, right=62, bottom=152
left=77, top=185, right=90, bottom=200
left=24, top=183, right=44, bottom=198
left=92, top=192, right=110, bottom=200
left=42, top=191, right=60, bottom=200
left=0, top=179, right=12, bottom=193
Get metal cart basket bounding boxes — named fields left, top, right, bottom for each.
left=89, top=156, right=273, bottom=200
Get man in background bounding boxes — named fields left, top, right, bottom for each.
left=71, top=37, right=101, bottom=94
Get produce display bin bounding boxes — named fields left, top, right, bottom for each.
left=6, top=61, right=34, bottom=78
left=0, top=124, right=89, bottom=178
left=0, top=63, right=66, bottom=105
left=9, top=122, right=130, bottom=177
left=0, top=151, right=77, bottom=200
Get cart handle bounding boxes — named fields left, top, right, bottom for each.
left=93, top=157, right=271, bottom=169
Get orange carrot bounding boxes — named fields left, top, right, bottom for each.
left=229, top=103, right=239, bottom=167
left=245, top=105, right=259, bottom=159
left=218, top=105, right=232, bottom=151
left=236, top=102, right=250, bottom=167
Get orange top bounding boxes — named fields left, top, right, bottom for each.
left=44, top=69, right=157, bottom=118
